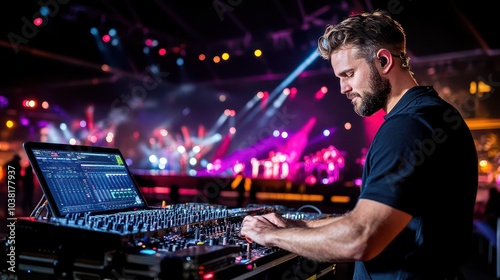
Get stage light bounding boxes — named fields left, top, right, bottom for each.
left=248, top=48, right=319, bottom=128
left=39, top=6, right=50, bottom=16
left=80, top=120, right=87, bottom=128
left=149, top=65, right=159, bottom=74
left=323, top=129, right=330, bottom=137
left=20, top=117, right=29, bottom=126
left=108, top=28, right=117, bottom=37
left=159, top=129, right=168, bottom=137
left=23, top=99, right=36, bottom=108
left=159, top=48, right=167, bottom=56
left=177, top=146, right=186, bottom=153
left=102, top=34, right=111, bottom=43
left=283, top=88, right=290, bottom=95
left=203, top=272, right=214, bottom=280
left=69, top=138, right=77, bottom=145
left=159, top=157, right=167, bottom=165
left=221, top=52, right=230, bottom=60
left=290, top=87, right=297, bottom=99
left=254, top=49, right=262, bottom=57
left=33, top=17, right=43, bottom=27
left=229, top=127, right=236, bottom=134
left=192, top=146, right=201, bottom=153
left=199, top=54, right=206, bottom=61
left=273, top=130, right=280, bottom=137
left=257, top=91, right=264, bottom=99
left=90, top=135, right=98, bottom=143
left=478, top=81, right=491, bottom=93
left=106, top=132, right=114, bottom=143
left=41, top=101, right=49, bottom=109
left=189, top=158, right=197, bottom=165
left=281, top=131, right=288, bottom=138
left=176, top=58, right=184, bottom=66
left=149, top=155, right=158, bottom=163
left=219, top=95, right=226, bottom=102
left=469, top=81, right=477, bottom=94
left=470, top=80, right=492, bottom=95
left=6, top=120, right=14, bottom=128
left=233, top=162, right=244, bottom=174
left=59, top=123, right=67, bottom=130
left=315, top=86, right=327, bottom=100
left=90, top=27, right=99, bottom=35
left=213, top=56, right=221, bottom=63
left=145, top=39, right=153, bottom=47
left=111, top=38, right=119, bottom=46
left=344, top=122, right=352, bottom=130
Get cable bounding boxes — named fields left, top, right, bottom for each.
left=297, top=204, right=322, bottom=215
left=30, top=194, right=46, bottom=217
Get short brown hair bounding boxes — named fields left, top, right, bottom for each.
left=318, top=10, right=410, bottom=69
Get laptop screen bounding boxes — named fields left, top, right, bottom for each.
left=23, top=141, right=149, bottom=217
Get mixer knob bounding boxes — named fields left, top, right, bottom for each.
left=126, top=223, right=134, bottom=232
left=114, top=223, right=123, bottom=232
left=106, top=222, right=114, bottom=231
left=137, top=221, right=144, bottom=231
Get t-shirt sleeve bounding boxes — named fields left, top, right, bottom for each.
left=359, top=114, right=432, bottom=215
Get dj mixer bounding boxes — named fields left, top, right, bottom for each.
left=9, top=203, right=346, bottom=280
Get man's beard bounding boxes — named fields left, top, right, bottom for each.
left=353, top=66, right=391, bottom=117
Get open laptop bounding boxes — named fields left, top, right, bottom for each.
left=23, top=141, right=150, bottom=218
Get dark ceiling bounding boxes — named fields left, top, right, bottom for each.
left=2, top=0, right=499, bottom=89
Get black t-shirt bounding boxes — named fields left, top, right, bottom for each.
left=354, top=86, right=478, bottom=279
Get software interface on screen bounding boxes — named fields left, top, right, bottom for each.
left=31, top=148, right=146, bottom=215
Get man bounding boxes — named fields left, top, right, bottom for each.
left=240, top=10, right=478, bottom=279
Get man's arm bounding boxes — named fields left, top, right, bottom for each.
left=260, top=212, right=344, bottom=228
left=240, top=199, right=412, bottom=263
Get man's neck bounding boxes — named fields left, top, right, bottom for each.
left=385, top=74, right=418, bottom=113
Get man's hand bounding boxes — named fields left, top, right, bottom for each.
left=240, top=215, right=280, bottom=246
